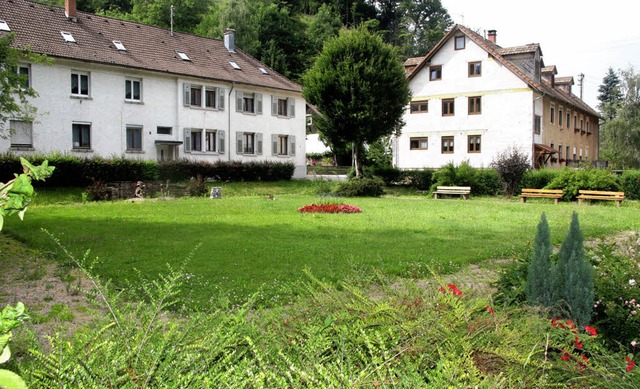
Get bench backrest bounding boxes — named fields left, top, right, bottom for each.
left=521, top=188, right=563, bottom=194
left=578, top=190, right=624, bottom=197
left=436, top=186, right=471, bottom=191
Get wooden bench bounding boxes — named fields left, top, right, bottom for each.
left=433, top=186, right=471, bottom=200
left=577, top=190, right=625, bottom=207
left=520, top=188, right=564, bottom=204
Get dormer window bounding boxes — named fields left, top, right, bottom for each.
left=229, top=61, right=241, bottom=70
left=0, top=20, right=10, bottom=32
left=176, top=51, right=190, bottom=61
left=61, top=31, right=76, bottom=43
left=113, top=40, right=127, bottom=51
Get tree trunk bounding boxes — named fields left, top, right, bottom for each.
left=353, top=142, right=362, bottom=178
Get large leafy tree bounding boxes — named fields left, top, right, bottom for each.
left=303, top=26, right=410, bottom=177
left=597, top=67, right=623, bottom=121
left=0, top=34, right=42, bottom=136
left=600, top=66, right=640, bottom=168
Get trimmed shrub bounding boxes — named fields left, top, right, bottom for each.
left=473, top=168, right=502, bottom=196
left=369, top=166, right=404, bottom=186
left=404, top=170, right=434, bottom=190
left=334, top=177, right=384, bottom=197
left=432, top=160, right=476, bottom=189
left=546, top=167, right=620, bottom=201
left=619, top=170, right=640, bottom=200
left=521, top=169, right=561, bottom=191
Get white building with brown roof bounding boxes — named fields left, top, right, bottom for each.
left=395, top=25, right=600, bottom=170
left=0, top=0, right=307, bottom=177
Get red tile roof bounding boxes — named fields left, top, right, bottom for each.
left=0, top=0, right=301, bottom=93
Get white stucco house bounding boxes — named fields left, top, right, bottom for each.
left=0, top=0, right=307, bottom=178
left=395, top=25, right=600, bottom=170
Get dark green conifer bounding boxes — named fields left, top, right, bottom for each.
left=526, top=213, right=553, bottom=307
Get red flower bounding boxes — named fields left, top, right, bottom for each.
left=626, top=356, right=636, bottom=372
left=485, top=306, right=495, bottom=316
left=560, top=350, right=571, bottom=361
left=566, top=319, right=576, bottom=331
left=438, top=286, right=446, bottom=293
left=573, top=336, right=583, bottom=350
left=578, top=355, right=589, bottom=373
left=584, top=326, right=597, bottom=336
left=551, top=318, right=565, bottom=329
left=447, top=283, right=463, bottom=296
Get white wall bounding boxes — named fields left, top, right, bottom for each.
left=396, top=35, right=535, bottom=169
left=1, top=59, right=307, bottom=178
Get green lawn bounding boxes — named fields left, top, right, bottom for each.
left=5, top=191, right=640, bottom=309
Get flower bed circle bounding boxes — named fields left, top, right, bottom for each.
left=297, top=203, right=361, bottom=214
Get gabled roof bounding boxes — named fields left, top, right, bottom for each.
left=0, top=0, right=301, bottom=93
left=542, top=65, right=558, bottom=75
left=555, top=76, right=574, bottom=85
left=408, top=24, right=599, bottom=118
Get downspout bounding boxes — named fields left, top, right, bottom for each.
left=228, top=82, right=235, bottom=162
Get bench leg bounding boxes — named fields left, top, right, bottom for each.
left=434, top=193, right=438, bottom=200
left=554, top=198, right=559, bottom=205
left=521, top=197, right=526, bottom=203
left=617, top=200, right=621, bottom=207
left=463, top=194, right=469, bottom=200
left=578, top=198, right=583, bottom=205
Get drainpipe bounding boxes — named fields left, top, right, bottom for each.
left=228, top=82, right=235, bottom=161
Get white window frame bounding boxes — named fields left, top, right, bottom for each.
left=17, top=64, right=31, bottom=89
left=71, top=71, right=90, bottom=97
left=126, top=125, right=143, bottom=152
left=72, top=122, right=91, bottom=150
left=9, top=120, right=33, bottom=148
left=125, top=78, right=142, bottom=102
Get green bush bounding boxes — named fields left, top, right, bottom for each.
left=473, top=168, right=503, bottom=196
left=521, top=169, right=561, bottom=191
left=546, top=167, right=621, bottom=201
left=619, top=170, right=640, bottom=200
left=403, top=170, right=434, bottom=190
left=430, top=162, right=500, bottom=196
left=368, top=166, right=404, bottom=185
left=334, top=177, right=384, bottom=197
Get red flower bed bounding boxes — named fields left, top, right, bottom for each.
left=297, top=203, right=362, bottom=214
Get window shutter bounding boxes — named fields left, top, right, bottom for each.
left=271, top=134, right=278, bottom=155
left=236, top=131, right=243, bottom=154
left=218, top=130, right=225, bottom=154
left=184, top=128, right=191, bottom=152
left=183, top=83, right=191, bottom=106
left=236, top=90, right=243, bottom=112
left=256, top=93, right=263, bottom=115
left=218, top=88, right=225, bottom=110
left=271, top=95, right=278, bottom=116
left=256, top=133, right=263, bottom=155
left=289, top=135, right=296, bottom=156
left=288, top=98, right=295, bottom=118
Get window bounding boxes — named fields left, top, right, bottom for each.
left=558, top=144, right=562, bottom=159
left=441, top=136, right=454, bottom=153
left=185, top=129, right=225, bottom=153
left=430, top=65, right=442, bottom=81
left=566, top=145, right=570, bottom=161
left=10, top=120, right=32, bottom=148
left=550, top=104, right=555, bottom=124
left=126, top=126, right=142, bottom=151
left=454, top=35, right=465, bottom=50
left=410, top=137, right=428, bottom=150
left=258, top=67, right=269, bottom=75
left=468, top=62, right=481, bottom=77
left=157, top=126, right=172, bottom=135
left=72, top=123, right=91, bottom=149
left=574, top=115, right=577, bottom=130
left=71, top=72, right=90, bottom=97
left=125, top=78, right=141, bottom=102
left=468, top=135, right=481, bottom=153
left=17, top=64, right=30, bottom=89
left=61, top=31, right=76, bottom=43
left=229, top=61, right=241, bottom=70
left=0, top=19, right=10, bottom=32
left=176, top=51, right=190, bottom=61
left=468, top=96, right=481, bottom=115
left=567, top=111, right=571, bottom=129
left=236, top=91, right=262, bottom=114
left=559, top=107, right=563, bottom=127
left=580, top=119, right=584, bottom=131
left=183, top=84, right=225, bottom=110
left=586, top=120, right=590, bottom=134
left=534, top=115, right=541, bottom=135
left=410, top=100, right=428, bottom=113
left=113, top=40, right=126, bottom=51
left=236, top=131, right=262, bottom=155
left=271, top=134, right=295, bottom=156
left=272, top=96, right=296, bottom=117
left=442, top=98, right=455, bottom=116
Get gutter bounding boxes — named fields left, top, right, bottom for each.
left=228, top=82, right=235, bottom=162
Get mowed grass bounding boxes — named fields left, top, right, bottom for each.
left=5, top=191, right=640, bottom=309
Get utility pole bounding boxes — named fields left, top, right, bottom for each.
left=578, top=73, right=584, bottom=100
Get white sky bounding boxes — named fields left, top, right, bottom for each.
left=439, top=0, right=640, bottom=110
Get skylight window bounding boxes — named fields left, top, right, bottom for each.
left=258, top=67, right=269, bottom=75
left=113, top=40, right=127, bottom=51
left=0, top=20, right=10, bottom=32
left=61, top=31, right=76, bottom=43
left=176, top=51, right=190, bottom=61
left=229, top=61, right=241, bottom=70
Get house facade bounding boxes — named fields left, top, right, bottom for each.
left=395, top=25, right=600, bottom=170
left=1, top=0, right=307, bottom=178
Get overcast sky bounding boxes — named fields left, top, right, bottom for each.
left=439, top=0, right=640, bottom=110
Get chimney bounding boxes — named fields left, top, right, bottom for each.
left=65, top=0, right=77, bottom=20
left=224, top=29, right=235, bottom=53
left=487, top=30, right=496, bottom=44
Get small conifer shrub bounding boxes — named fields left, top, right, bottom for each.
left=526, top=213, right=553, bottom=307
